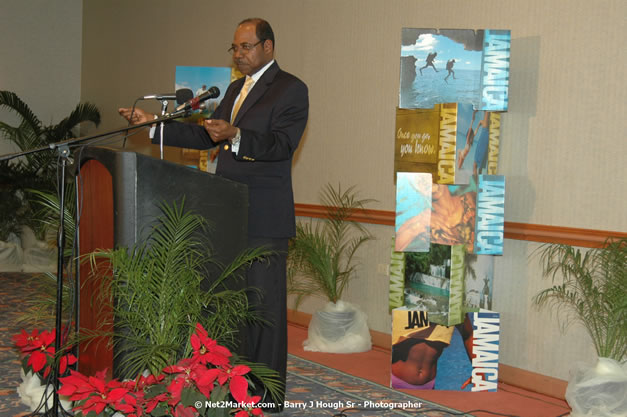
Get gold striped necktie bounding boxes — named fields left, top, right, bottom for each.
left=231, top=76, right=254, bottom=123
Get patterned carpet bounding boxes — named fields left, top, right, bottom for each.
left=0, top=273, right=470, bottom=417
left=284, top=355, right=471, bottom=416
left=0, top=273, right=51, bottom=417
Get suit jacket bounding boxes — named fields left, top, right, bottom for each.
left=154, top=62, right=309, bottom=238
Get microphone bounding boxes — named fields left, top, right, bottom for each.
left=141, top=88, right=193, bottom=104
left=172, top=86, right=220, bottom=115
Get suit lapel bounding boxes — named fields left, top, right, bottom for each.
left=232, top=62, right=280, bottom=126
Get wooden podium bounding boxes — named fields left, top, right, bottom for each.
left=74, top=146, right=248, bottom=377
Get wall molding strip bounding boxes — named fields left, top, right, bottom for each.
left=295, top=203, right=626, bottom=248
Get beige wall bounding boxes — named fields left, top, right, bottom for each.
left=0, top=0, right=83, bottom=154
left=81, top=0, right=626, bottom=381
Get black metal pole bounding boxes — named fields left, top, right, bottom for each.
left=73, top=177, right=80, bottom=362
left=51, top=145, right=70, bottom=417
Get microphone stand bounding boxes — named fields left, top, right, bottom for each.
left=0, top=111, right=189, bottom=417
left=52, top=143, right=69, bottom=417
left=0, top=111, right=189, bottom=163
left=159, top=99, right=169, bottom=160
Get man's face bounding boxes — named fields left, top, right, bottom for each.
left=231, top=23, right=272, bottom=76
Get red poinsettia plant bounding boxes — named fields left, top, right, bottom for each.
left=13, top=327, right=78, bottom=379
left=15, top=323, right=265, bottom=417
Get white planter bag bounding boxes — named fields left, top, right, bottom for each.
left=0, top=233, right=23, bottom=272
left=21, top=226, right=57, bottom=273
left=565, top=357, right=627, bottom=417
left=17, top=369, right=72, bottom=412
left=303, top=300, right=372, bottom=353
left=23, top=240, right=57, bottom=273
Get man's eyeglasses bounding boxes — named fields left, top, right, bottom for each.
left=228, top=40, right=263, bottom=55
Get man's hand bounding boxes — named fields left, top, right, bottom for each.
left=118, top=107, right=155, bottom=125
left=204, top=119, right=238, bottom=142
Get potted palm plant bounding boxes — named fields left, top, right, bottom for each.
left=533, top=238, right=626, bottom=417
left=288, top=183, right=375, bottom=353
left=0, top=90, right=100, bottom=270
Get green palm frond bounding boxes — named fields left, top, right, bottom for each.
left=12, top=189, right=78, bottom=326
left=45, top=102, right=101, bottom=142
left=288, top=184, right=375, bottom=307
left=236, top=358, right=284, bottom=405
left=533, top=238, right=627, bottom=362
left=26, top=188, right=76, bottom=243
left=15, top=273, right=73, bottom=327
left=0, top=90, right=42, bottom=139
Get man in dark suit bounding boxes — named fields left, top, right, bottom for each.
left=119, top=17, right=309, bottom=405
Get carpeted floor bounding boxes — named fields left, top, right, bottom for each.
left=0, top=272, right=36, bottom=417
left=0, top=273, right=469, bottom=417
left=0, top=273, right=49, bottom=417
